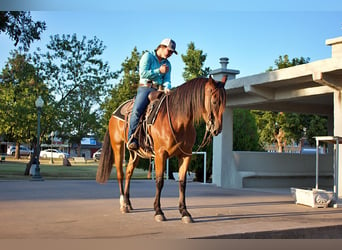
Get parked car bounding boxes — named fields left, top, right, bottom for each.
left=40, top=149, right=70, bottom=159
left=7, top=146, right=33, bottom=156
left=93, top=148, right=102, bottom=161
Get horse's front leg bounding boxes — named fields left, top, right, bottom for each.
left=178, top=156, right=193, bottom=223
left=153, top=153, right=167, bottom=222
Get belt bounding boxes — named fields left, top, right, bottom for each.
left=139, top=82, right=163, bottom=90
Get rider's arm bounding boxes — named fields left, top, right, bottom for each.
left=139, top=52, right=172, bottom=89
left=163, top=62, right=171, bottom=90
left=139, top=52, right=160, bottom=80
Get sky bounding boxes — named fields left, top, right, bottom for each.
left=1, top=0, right=342, bottom=87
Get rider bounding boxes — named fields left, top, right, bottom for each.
left=127, top=38, right=177, bottom=151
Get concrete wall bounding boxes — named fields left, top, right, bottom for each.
left=220, top=151, right=333, bottom=189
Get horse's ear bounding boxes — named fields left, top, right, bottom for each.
left=207, top=75, right=215, bottom=86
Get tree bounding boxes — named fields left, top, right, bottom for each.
left=0, top=11, right=46, bottom=51
left=0, top=51, right=50, bottom=159
left=35, top=34, right=115, bottom=156
left=100, top=47, right=141, bottom=130
left=267, top=54, right=310, bottom=71
left=233, top=109, right=262, bottom=151
left=181, top=42, right=210, bottom=81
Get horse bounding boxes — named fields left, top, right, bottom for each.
left=96, top=75, right=227, bottom=223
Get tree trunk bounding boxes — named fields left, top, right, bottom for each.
left=24, top=154, right=34, bottom=175
left=77, top=143, right=81, bottom=157
left=15, top=142, right=20, bottom=159
left=275, top=128, right=285, bottom=153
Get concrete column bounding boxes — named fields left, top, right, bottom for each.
left=327, top=114, right=334, bottom=154
left=210, top=58, right=239, bottom=187
left=212, top=108, right=235, bottom=187
left=327, top=37, right=342, bottom=199
left=334, top=91, right=342, bottom=198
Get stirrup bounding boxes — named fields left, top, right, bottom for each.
left=127, top=136, right=139, bottom=151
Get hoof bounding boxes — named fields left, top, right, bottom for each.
left=181, top=216, right=194, bottom=224
left=154, top=214, right=166, bottom=222
left=120, top=206, right=129, bottom=214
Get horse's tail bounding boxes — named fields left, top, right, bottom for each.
left=96, top=129, right=114, bottom=183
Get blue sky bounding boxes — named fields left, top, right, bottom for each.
left=1, top=0, right=342, bottom=87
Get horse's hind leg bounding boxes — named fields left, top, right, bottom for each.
left=178, top=156, right=193, bottom=223
left=122, top=151, right=139, bottom=212
left=112, top=141, right=128, bottom=213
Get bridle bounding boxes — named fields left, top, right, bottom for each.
left=166, top=80, right=226, bottom=156
left=198, top=83, right=226, bottom=151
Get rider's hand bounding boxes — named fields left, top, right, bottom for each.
left=159, top=64, right=169, bottom=74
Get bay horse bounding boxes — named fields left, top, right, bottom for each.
left=96, top=75, right=227, bottom=223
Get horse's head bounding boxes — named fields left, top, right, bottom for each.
left=203, top=75, right=227, bottom=136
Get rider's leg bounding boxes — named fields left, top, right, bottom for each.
left=128, top=87, right=155, bottom=149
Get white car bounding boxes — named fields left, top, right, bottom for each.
left=7, top=146, right=33, bottom=156
left=40, top=149, right=70, bottom=159
left=93, top=148, right=102, bottom=161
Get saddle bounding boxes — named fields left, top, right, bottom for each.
left=112, top=91, right=166, bottom=156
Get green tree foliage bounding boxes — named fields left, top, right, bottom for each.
left=267, top=54, right=310, bottom=71
left=233, top=109, right=262, bottom=151
left=0, top=11, right=46, bottom=51
left=298, top=114, right=327, bottom=145
left=35, top=34, right=115, bottom=155
left=100, top=47, right=141, bottom=130
left=181, top=41, right=210, bottom=81
left=0, top=51, right=50, bottom=158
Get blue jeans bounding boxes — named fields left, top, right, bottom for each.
left=128, top=86, right=156, bottom=140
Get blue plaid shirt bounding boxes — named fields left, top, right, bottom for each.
left=139, top=50, right=172, bottom=89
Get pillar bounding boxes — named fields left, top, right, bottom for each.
left=210, top=58, right=240, bottom=187
left=327, top=37, right=342, bottom=199
left=334, top=91, right=342, bottom=198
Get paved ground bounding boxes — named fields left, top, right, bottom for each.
left=1, top=179, right=342, bottom=239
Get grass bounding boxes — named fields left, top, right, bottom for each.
left=0, top=157, right=150, bottom=180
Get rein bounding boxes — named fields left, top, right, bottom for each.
left=165, top=88, right=216, bottom=156
left=166, top=94, right=192, bottom=156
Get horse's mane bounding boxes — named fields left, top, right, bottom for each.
left=162, top=77, right=208, bottom=124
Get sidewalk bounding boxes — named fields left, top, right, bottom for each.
left=1, top=179, right=342, bottom=239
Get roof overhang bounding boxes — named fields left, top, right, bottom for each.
left=225, top=57, right=342, bottom=115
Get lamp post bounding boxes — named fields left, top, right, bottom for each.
left=32, top=96, right=44, bottom=181
left=50, top=131, right=54, bottom=164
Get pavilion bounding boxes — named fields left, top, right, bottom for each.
left=210, top=36, right=342, bottom=203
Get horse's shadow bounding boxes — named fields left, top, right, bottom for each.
left=122, top=199, right=340, bottom=223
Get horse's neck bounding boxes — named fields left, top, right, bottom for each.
left=166, top=94, right=195, bottom=131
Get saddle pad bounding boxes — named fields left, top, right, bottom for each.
left=112, top=99, right=134, bottom=121
left=112, top=94, right=165, bottom=125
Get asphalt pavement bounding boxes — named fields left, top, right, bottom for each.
left=1, top=179, right=342, bottom=239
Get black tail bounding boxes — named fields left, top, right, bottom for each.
left=96, top=130, right=114, bottom=183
